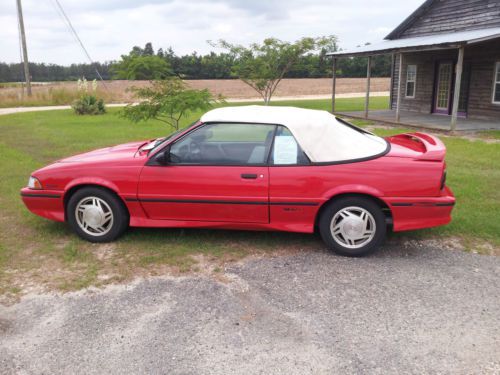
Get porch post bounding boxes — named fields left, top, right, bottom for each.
left=389, top=53, right=395, bottom=105
left=450, top=46, right=465, bottom=132
left=365, top=56, right=372, bottom=119
left=331, top=57, right=337, bottom=113
left=395, top=52, right=404, bottom=123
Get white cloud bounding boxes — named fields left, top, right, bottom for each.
left=0, top=0, right=425, bottom=64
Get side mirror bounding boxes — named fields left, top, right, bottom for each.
left=147, top=147, right=171, bottom=166
left=156, top=149, right=171, bottom=165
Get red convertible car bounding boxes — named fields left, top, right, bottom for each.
left=21, top=106, right=455, bottom=256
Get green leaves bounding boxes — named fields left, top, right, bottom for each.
left=214, top=36, right=338, bottom=104
left=111, top=55, right=172, bottom=80
left=72, top=94, right=106, bottom=115
left=121, top=78, right=224, bottom=130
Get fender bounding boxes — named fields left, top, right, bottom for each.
left=63, top=177, right=149, bottom=223
left=64, top=177, right=122, bottom=198
left=322, top=184, right=388, bottom=204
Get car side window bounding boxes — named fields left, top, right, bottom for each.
left=169, top=123, right=276, bottom=165
left=270, top=126, right=310, bottom=165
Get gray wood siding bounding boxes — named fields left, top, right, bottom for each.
left=400, top=0, right=500, bottom=38
left=465, top=40, right=500, bottom=119
left=391, top=50, right=457, bottom=113
left=390, top=41, right=500, bottom=120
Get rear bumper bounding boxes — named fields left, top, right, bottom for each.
left=385, top=186, right=455, bottom=232
left=20, top=188, right=65, bottom=222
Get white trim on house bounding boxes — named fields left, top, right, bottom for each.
left=406, top=65, right=417, bottom=98
left=493, top=61, right=500, bottom=105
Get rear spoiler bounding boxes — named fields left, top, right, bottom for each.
left=395, top=132, right=446, bottom=161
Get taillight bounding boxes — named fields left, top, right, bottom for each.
left=440, top=169, right=447, bottom=190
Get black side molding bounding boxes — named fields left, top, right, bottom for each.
left=125, top=197, right=319, bottom=206
left=391, top=202, right=455, bottom=207
left=21, top=193, right=61, bottom=199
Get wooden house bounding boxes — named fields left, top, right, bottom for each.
left=329, top=0, right=500, bottom=130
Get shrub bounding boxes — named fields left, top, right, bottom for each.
left=72, top=94, right=106, bottom=115
left=72, top=78, right=106, bottom=115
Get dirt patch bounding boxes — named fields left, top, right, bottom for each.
left=0, top=78, right=390, bottom=106
left=0, top=228, right=320, bottom=305
left=185, top=78, right=390, bottom=99
left=396, top=236, right=500, bottom=256
left=0, top=317, right=12, bottom=334
left=2, top=231, right=498, bottom=306
left=92, top=243, right=117, bottom=261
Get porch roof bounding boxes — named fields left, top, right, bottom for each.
left=328, top=27, right=500, bottom=57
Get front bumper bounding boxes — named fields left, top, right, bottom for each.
left=20, top=188, right=65, bottom=222
left=385, top=186, right=455, bottom=232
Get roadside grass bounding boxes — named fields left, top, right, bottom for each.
left=0, top=86, right=117, bottom=108
left=477, top=130, right=500, bottom=140
left=0, top=97, right=498, bottom=300
left=0, top=83, right=23, bottom=89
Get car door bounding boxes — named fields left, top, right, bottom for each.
left=137, top=122, right=276, bottom=223
left=268, top=126, right=320, bottom=229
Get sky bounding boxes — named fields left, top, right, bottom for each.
left=0, top=0, right=425, bottom=65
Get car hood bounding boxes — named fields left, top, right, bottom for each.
left=57, top=141, right=147, bottom=163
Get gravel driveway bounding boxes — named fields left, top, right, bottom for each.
left=1, top=243, right=499, bottom=374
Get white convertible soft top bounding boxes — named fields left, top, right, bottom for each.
left=201, top=106, right=388, bottom=163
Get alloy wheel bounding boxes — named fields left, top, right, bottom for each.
left=330, top=206, right=376, bottom=249
left=75, top=196, right=114, bottom=236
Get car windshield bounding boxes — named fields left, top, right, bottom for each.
left=146, top=121, right=200, bottom=155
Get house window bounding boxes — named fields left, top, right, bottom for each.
left=405, top=65, right=417, bottom=98
left=493, top=62, right=500, bottom=104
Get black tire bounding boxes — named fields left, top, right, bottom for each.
left=319, top=196, right=386, bottom=257
left=66, top=187, right=129, bottom=243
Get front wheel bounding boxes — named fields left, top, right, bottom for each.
left=67, top=187, right=129, bottom=243
left=319, top=197, right=386, bottom=257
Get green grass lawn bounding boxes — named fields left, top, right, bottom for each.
left=266, top=96, right=390, bottom=111
left=0, top=97, right=498, bottom=299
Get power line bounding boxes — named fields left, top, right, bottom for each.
left=51, top=0, right=109, bottom=90
left=48, top=0, right=88, bottom=80
left=49, top=0, right=80, bottom=49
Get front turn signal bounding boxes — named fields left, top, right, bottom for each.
left=28, top=176, right=43, bottom=190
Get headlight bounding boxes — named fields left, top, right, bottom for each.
left=28, top=176, right=43, bottom=190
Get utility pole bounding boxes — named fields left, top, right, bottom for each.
left=16, top=0, right=32, bottom=96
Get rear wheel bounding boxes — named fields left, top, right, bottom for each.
left=319, top=197, right=386, bottom=257
left=67, top=187, right=128, bottom=242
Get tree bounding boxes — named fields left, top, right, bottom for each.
left=111, top=55, right=171, bottom=80
left=121, top=78, right=223, bottom=130
left=212, top=36, right=337, bottom=104
left=111, top=43, right=172, bottom=80
left=143, top=42, right=155, bottom=56
left=0, top=41, right=394, bottom=82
